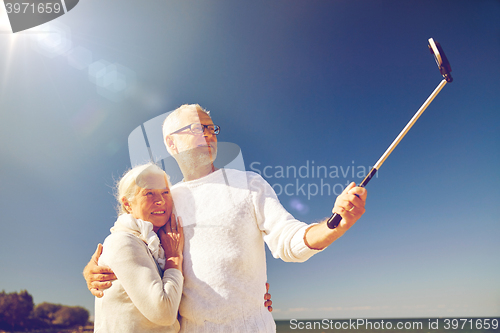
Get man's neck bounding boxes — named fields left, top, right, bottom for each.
left=180, top=162, right=216, bottom=182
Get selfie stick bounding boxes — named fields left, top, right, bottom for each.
left=327, top=38, right=453, bottom=229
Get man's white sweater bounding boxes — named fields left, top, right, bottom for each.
left=171, top=169, right=322, bottom=332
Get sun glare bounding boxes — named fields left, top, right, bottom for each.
left=0, top=4, right=17, bottom=94
left=0, top=1, right=12, bottom=32
left=0, top=3, right=57, bottom=94
left=0, top=4, right=46, bottom=96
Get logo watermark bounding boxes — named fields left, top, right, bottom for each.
left=3, top=0, right=79, bottom=33
left=250, top=160, right=377, bottom=200
left=287, top=318, right=499, bottom=331
left=290, top=318, right=423, bottom=330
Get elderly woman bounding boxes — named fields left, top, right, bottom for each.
left=93, top=163, right=184, bottom=333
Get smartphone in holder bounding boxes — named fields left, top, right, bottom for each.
left=428, top=38, right=453, bottom=82
left=327, top=38, right=454, bottom=229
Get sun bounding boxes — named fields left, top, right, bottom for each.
left=0, top=2, right=51, bottom=94
left=0, top=3, right=18, bottom=94
left=0, top=1, right=13, bottom=32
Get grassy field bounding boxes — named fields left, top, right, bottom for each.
left=2, top=326, right=93, bottom=333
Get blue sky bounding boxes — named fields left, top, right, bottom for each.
left=1, top=0, right=499, bottom=320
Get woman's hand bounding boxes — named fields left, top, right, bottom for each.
left=158, top=214, right=184, bottom=272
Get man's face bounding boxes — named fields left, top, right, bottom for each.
left=166, top=109, right=217, bottom=161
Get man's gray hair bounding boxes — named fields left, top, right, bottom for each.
left=162, top=104, right=211, bottom=152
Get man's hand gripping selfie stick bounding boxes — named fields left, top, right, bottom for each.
left=327, top=38, right=453, bottom=229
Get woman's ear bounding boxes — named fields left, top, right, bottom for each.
left=122, top=197, right=131, bottom=213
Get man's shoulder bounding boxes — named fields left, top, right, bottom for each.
left=224, top=168, right=264, bottom=180
left=169, top=169, right=269, bottom=193
left=223, top=168, right=271, bottom=187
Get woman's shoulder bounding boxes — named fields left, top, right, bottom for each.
left=102, top=231, right=147, bottom=256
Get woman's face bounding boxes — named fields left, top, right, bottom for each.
left=125, top=175, right=173, bottom=232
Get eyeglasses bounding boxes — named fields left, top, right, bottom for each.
left=169, top=123, right=220, bottom=136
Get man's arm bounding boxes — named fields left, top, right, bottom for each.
left=84, top=242, right=274, bottom=310
left=82, top=244, right=117, bottom=298
left=304, top=182, right=367, bottom=250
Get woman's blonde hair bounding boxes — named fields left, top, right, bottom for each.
left=115, top=163, right=171, bottom=215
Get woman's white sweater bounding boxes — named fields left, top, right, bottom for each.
left=94, top=216, right=184, bottom=333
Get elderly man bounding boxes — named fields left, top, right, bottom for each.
left=84, top=104, right=367, bottom=332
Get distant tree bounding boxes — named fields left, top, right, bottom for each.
left=33, top=302, right=89, bottom=327
left=0, top=291, right=89, bottom=331
left=33, top=302, right=62, bottom=324
left=53, top=306, right=89, bottom=326
left=0, top=290, right=34, bottom=331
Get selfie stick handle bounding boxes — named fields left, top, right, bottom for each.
left=327, top=78, right=449, bottom=229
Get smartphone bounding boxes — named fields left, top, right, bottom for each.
left=428, top=38, right=453, bottom=82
